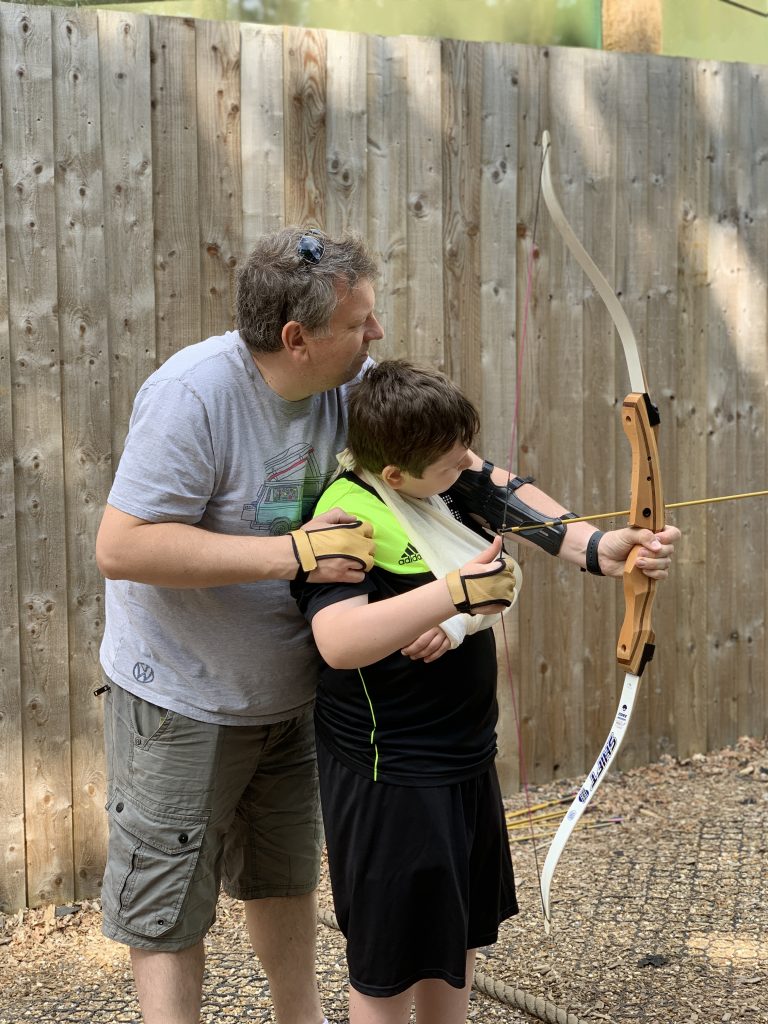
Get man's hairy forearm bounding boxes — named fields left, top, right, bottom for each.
left=96, top=505, right=296, bottom=587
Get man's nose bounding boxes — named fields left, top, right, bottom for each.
left=366, top=315, right=384, bottom=341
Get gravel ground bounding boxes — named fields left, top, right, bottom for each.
left=1, top=737, right=766, bottom=1024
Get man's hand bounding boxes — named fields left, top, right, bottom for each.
left=596, top=524, right=681, bottom=580
left=291, top=509, right=375, bottom=584
left=445, top=536, right=518, bottom=615
left=401, top=626, right=452, bottom=663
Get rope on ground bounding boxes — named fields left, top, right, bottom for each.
left=316, top=907, right=582, bottom=1024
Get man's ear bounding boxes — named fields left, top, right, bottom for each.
left=380, top=464, right=405, bottom=490
left=281, top=320, right=309, bottom=357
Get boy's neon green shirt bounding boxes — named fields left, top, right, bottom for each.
left=315, top=475, right=427, bottom=576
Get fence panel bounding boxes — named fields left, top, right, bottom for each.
left=581, top=48, right=621, bottom=777
left=52, top=4, right=112, bottom=901
left=151, top=15, right=202, bottom=362
left=405, top=35, right=444, bottom=368
left=1, top=2, right=73, bottom=908
left=284, top=26, right=327, bottom=229
left=241, top=23, right=285, bottom=247
left=98, top=10, right=156, bottom=464
left=734, top=62, right=768, bottom=740
left=0, top=2, right=766, bottom=910
left=366, top=33, right=408, bottom=361
left=675, top=59, right=710, bottom=759
left=0, top=7, right=25, bottom=913
left=478, top=43, right=520, bottom=794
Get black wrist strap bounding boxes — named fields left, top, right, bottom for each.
left=582, top=530, right=604, bottom=576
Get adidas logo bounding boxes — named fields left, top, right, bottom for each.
left=398, top=543, right=423, bottom=565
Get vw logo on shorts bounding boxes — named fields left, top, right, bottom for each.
left=133, top=662, right=155, bottom=684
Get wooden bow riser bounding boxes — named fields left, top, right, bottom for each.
left=617, top=392, right=665, bottom=676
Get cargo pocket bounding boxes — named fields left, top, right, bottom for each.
left=103, top=789, right=208, bottom=939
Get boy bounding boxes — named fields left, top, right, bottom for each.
left=293, top=360, right=520, bottom=1024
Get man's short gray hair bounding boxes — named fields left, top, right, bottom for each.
left=236, top=226, right=379, bottom=353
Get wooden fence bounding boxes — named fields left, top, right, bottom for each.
left=0, top=1, right=765, bottom=912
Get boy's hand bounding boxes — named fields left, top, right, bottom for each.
left=446, top=537, right=518, bottom=614
left=594, top=524, right=681, bottom=580
left=291, top=513, right=375, bottom=583
left=401, top=626, right=452, bottom=663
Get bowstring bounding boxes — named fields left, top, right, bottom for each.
left=500, top=137, right=548, bottom=917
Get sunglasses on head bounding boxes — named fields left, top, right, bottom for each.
left=296, top=229, right=325, bottom=265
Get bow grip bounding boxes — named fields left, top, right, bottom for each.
left=617, top=547, right=657, bottom=675
left=616, top=392, right=664, bottom=676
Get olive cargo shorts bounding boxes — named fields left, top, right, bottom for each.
left=101, top=682, right=323, bottom=950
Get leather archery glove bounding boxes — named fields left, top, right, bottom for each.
left=445, top=555, right=518, bottom=614
left=290, top=519, right=375, bottom=574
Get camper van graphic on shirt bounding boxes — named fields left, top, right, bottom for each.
left=241, top=443, right=325, bottom=535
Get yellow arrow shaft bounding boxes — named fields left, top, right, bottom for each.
left=504, top=489, right=768, bottom=534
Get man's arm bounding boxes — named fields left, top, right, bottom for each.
left=96, top=504, right=372, bottom=587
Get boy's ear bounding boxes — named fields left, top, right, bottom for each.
left=381, top=465, right=405, bottom=489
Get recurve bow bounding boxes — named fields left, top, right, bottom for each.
left=536, top=130, right=665, bottom=933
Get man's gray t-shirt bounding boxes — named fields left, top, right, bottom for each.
left=100, top=331, right=366, bottom=725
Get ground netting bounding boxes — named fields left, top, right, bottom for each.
left=2, top=741, right=766, bottom=1024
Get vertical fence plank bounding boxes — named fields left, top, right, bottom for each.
left=478, top=42, right=518, bottom=467
left=1, top=2, right=73, bottom=908
left=367, top=32, right=407, bottom=358
left=674, top=59, right=710, bottom=759
left=241, top=23, right=284, bottom=248
left=646, top=54, right=682, bottom=760
left=283, top=26, right=327, bottom=228
left=325, top=29, right=367, bottom=238
left=98, top=10, right=156, bottom=462
left=52, top=4, right=112, bottom=901
left=705, top=60, right=740, bottom=750
left=614, top=53, right=652, bottom=768
left=405, top=35, right=443, bottom=369
left=151, top=15, right=201, bottom=361
left=515, top=43, right=551, bottom=782
left=0, top=9, right=25, bottom=912
left=543, top=47, right=587, bottom=783
left=441, top=39, right=482, bottom=400
left=581, top=47, right=620, bottom=777
left=196, top=17, right=242, bottom=339
left=479, top=41, right=519, bottom=794
left=734, top=62, right=767, bottom=739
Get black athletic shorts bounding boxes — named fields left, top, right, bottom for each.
left=317, top=735, right=518, bottom=997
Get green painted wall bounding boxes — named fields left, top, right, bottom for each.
left=97, top=0, right=603, bottom=48
left=663, top=0, right=768, bottom=64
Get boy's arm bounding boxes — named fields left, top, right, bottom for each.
left=310, top=584, right=455, bottom=669
left=307, top=537, right=516, bottom=669
left=461, top=452, right=679, bottom=578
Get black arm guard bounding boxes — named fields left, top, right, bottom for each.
left=446, top=461, right=578, bottom=556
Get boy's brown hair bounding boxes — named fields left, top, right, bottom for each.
left=346, top=360, right=480, bottom=477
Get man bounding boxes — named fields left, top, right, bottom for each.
left=96, top=227, right=382, bottom=1024
left=96, top=226, right=679, bottom=1024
